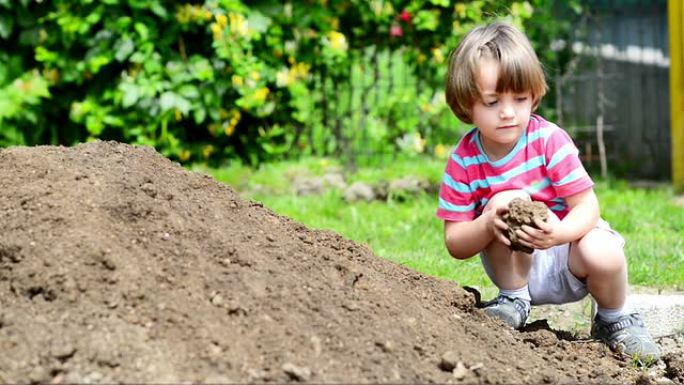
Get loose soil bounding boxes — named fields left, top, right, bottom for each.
left=502, top=198, right=549, bottom=254
left=0, top=141, right=681, bottom=383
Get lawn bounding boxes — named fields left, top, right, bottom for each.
left=198, top=156, right=684, bottom=292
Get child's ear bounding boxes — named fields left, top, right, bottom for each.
left=531, top=97, right=541, bottom=110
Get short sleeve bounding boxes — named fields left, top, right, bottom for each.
left=544, top=128, right=594, bottom=197
left=436, top=153, right=476, bottom=222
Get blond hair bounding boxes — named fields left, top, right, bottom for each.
left=445, top=22, right=547, bottom=124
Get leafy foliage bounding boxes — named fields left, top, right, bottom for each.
left=0, top=0, right=580, bottom=164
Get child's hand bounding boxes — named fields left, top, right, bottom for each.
left=488, top=207, right=512, bottom=246
left=514, top=217, right=559, bottom=250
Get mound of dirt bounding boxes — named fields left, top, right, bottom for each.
left=0, top=141, right=659, bottom=383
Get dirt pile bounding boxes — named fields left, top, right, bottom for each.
left=0, top=141, right=669, bottom=383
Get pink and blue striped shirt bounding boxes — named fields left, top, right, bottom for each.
left=436, top=114, right=593, bottom=222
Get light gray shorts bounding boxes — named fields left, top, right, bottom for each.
left=480, top=219, right=625, bottom=305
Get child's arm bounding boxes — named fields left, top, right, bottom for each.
left=444, top=206, right=510, bottom=260
left=517, top=188, right=599, bottom=250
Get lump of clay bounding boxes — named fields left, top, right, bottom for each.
left=501, top=198, right=548, bottom=253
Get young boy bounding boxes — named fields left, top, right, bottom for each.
left=437, top=21, right=660, bottom=362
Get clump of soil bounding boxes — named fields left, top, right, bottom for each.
left=0, top=141, right=670, bottom=383
left=502, top=198, right=549, bottom=253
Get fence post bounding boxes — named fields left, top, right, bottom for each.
left=669, top=0, right=684, bottom=193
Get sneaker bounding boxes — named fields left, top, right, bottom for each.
left=483, top=295, right=530, bottom=329
left=591, top=313, right=661, bottom=363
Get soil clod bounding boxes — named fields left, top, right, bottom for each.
left=502, top=198, right=549, bottom=253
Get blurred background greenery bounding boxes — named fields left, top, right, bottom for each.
left=0, top=0, right=581, bottom=167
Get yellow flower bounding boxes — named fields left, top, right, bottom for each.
left=431, top=47, right=444, bottom=64
left=190, top=5, right=202, bottom=20
left=232, top=75, right=243, bottom=88
left=413, top=133, right=426, bottom=153
left=253, top=87, right=270, bottom=102
left=417, top=53, right=427, bottom=64
left=231, top=109, right=242, bottom=121
left=292, top=62, right=311, bottom=78
left=223, top=110, right=240, bottom=136
left=229, top=12, right=249, bottom=37
left=202, top=144, right=215, bottom=159
left=215, top=14, right=228, bottom=28
left=250, top=71, right=260, bottom=81
left=276, top=61, right=312, bottom=87
left=203, top=10, right=213, bottom=21
left=174, top=108, right=182, bottom=122
left=176, top=4, right=192, bottom=24
left=179, top=149, right=191, bottom=162
left=276, top=68, right=292, bottom=87
left=454, top=3, right=466, bottom=19
left=434, top=144, right=449, bottom=159
left=326, top=31, right=348, bottom=52
left=420, top=102, right=432, bottom=113
left=210, top=23, right=223, bottom=40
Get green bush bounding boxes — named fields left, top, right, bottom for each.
left=0, top=0, right=579, bottom=164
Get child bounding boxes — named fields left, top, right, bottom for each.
left=437, top=21, right=660, bottom=362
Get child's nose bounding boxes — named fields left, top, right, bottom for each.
left=500, top=104, right=515, bottom=119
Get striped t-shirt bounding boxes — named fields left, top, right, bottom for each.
left=436, top=114, right=593, bottom=222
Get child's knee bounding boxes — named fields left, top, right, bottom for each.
left=571, top=229, right=626, bottom=276
left=483, top=190, right=531, bottom=213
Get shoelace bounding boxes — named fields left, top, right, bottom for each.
left=492, top=295, right=530, bottom=319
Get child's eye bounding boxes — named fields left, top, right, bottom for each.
left=484, top=100, right=498, bottom=107
left=516, top=96, right=528, bottom=102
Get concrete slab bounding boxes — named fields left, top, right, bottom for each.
left=530, top=292, right=684, bottom=340
left=625, top=294, right=684, bottom=338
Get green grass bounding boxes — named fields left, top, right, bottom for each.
left=197, top=157, right=684, bottom=292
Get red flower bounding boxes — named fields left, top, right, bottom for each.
left=399, top=10, right=412, bottom=23
left=390, top=25, right=403, bottom=37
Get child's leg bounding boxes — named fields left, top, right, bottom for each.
left=567, top=227, right=627, bottom=310
left=568, top=225, right=660, bottom=361
left=480, top=190, right=533, bottom=328
left=481, top=190, right=534, bottom=290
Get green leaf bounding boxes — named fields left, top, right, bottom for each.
left=35, top=46, right=59, bottom=64
left=134, top=22, right=149, bottom=41
left=177, top=84, right=200, bottom=99
left=149, top=1, right=168, bottom=18
left=190, top=57, right=214, bottom=81
left=0, top=14, right=14, bottom=39
left=114, top=37, right=135, bottom=62
left=193, top=107, right=207, bottom=124
left=413, top=10, right=440, bottom=31
left=248, top=11, right=271, bottom=34
left=88, top=54, right=112, bottom=73
left=159, top=91, right=190, bottom=115
left=120, top=82, right=141, bottom=108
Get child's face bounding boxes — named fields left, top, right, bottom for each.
left=472, top=58, right=533, bottom=159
